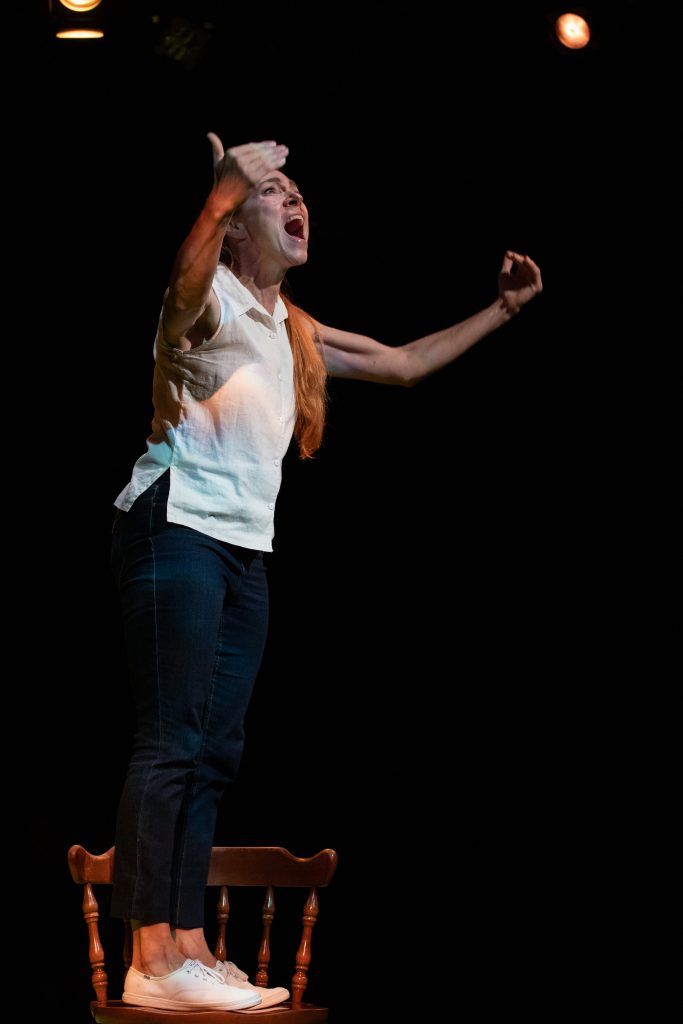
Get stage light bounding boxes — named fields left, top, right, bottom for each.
left=49, top=0, right=105, bottom=39
left=59, top=1, right=102, bottom=11
left=555, top=12, right=591, bottom=50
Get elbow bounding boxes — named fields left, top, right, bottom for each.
left=381, top=366, right=418, bottom=387
left=400, top=362, right=425, bottom=388
left=400, top=373, right=419, bottom=388
left=397, top=348, right=423, bottom=387
left=396, top=352, right=422, bottom=388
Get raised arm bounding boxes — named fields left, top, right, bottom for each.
left=318, top=251, right=542, bottom=385
left=161, top=135, right=288, bottom=347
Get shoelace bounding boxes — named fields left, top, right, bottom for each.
left=184, top=959, right=226, bottom=984
left=222, top=961, right=250, bottom=982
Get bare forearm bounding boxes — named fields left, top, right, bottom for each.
left=322, top=251, right=541, bottom=384
left=321, top=299, right=515, bottom=385
left=403, top=299, right=513, bottom=383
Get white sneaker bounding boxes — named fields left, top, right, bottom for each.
left=123, top=958, right=262, bottom=1010
left=216, top=960, right=290, bottom=1010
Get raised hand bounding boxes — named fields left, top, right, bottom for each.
left=498, top=251, right=543, bottom=315
left=206, top=133, right=289, bottom=213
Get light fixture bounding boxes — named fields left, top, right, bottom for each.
left=59, top=1, right=102, bottom=11
left=49, top=0, right=105, bottom=39
left=555, top=12, right=591, bottom=50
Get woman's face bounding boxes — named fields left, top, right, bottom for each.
left=237, top=170, right=309, bottom=270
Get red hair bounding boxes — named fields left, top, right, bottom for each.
left=281, top=292, right=327, bottom=459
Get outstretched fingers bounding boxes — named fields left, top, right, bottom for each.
left=228, top=141, right=289, bottom=184
left=207, top=136, right=289, bottom=197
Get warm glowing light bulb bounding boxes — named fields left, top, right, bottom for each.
left=56, top=28, right=104, bottom=38
left=59, top=0, right=102, bottom=11
left=555, top=13, right=591, bottom=49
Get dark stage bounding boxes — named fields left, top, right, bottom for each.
left=19, top=2, right=668, bottom=1020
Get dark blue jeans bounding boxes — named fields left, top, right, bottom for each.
left=110, top=470, right=269, bottom=928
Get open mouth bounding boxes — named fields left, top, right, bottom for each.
left=284, top=215, right=306, bottom=241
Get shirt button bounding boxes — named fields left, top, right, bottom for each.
left=270, top=332, right=277, bottom=340
left=274, top=459, right=280, bottom=467
left=279, top=415, right=284, bottom=422
left=267, top=503, right=274, bottom=510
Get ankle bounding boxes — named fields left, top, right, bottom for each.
left=130, top=921, right=186, bottom=975
left=174, top=928, right=215, bottom=969
left=132, top=949, right=187, bottom=975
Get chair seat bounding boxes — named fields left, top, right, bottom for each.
left=90, top=999, right=331, bottom=1023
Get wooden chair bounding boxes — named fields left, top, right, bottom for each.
left=68, top=844, right=338, bottom=1023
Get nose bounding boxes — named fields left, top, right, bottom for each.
left=285, top=189, right=302, bottom=207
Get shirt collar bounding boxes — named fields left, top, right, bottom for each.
left=217, top=264, right=288, bottom=326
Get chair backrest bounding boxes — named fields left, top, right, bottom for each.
left=68, top=844, right=338, bottom=1022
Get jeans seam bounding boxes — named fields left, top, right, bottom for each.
left=131, top=501, right=163, bottom=920
left=171, top=621, right=222, bottom=927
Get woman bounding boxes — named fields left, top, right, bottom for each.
left=111, top=136, right=542, bottom=1010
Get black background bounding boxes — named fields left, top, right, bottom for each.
left=19, top=2, right=671, bottom=1020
